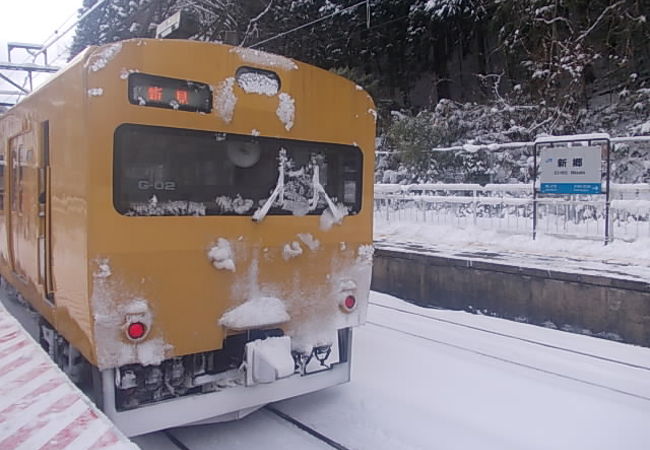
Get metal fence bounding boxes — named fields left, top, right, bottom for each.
left=374, top=183, right=650, bottom=242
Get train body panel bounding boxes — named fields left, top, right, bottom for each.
left=0, top=39, right=375, bottom=435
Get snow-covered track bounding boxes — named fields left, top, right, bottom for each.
left=265, top=406, right=351, bottom=450
left=0, top=304, right=136, bottom=449
left=366, top=319, right=650, bottom=403
left=370, top=301, right=650, bottom=371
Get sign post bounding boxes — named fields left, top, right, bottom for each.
left=532, top=134, right=611, bottom=244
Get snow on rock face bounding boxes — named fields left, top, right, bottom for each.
left=87, top=88, right=104, bottom=97
left=219, top=296, right=290, bottom=330
left=208, top=238, right=236, bottom=271
left=215, top=77, right=237, bottom=123
left=231, top=47, right=298, bottom=71
left=276, top=93, right=295, bottom=131
left=91, top=260, right=171, bottom=369
left=86, top=42, right=122, bottom=72
left=282, top=241, right=303, bottom=260
left=237, top=71, right=279, bottom=96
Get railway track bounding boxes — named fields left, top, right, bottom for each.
left=369, top=301, right=650, bottom=372
left=157, top=407, right=351, bottom=450
left=366, top=311, right=650, bottom=403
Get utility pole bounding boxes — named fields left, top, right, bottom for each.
left=0, top=42, right=59, bottom=107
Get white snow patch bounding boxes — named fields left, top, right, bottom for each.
left=276, top=93, right=295, bottom=131
left=237, top=71, right=279, bottom=96
left=231, top=47, right=298, bottom=71
left=215, top=77, right=237, bottom=123
left=251, top=129, right=261, bottom=136
left=357, top=244, right=375, bottom=264
left=94, top=259, right=112, bottom=279
left=120, top=68, right=139, bottom=79
left=92, top=272, right=171, bottom=369
left=282, top=241, right=303, bottom=260
left=208, top=238, right=236, bottom=272
left=219, top=297, right=290, bottom=330
left=86, top=42, right=122, bottom=72
left=87, top=88, right=104, bottom=97
left=297, top=233, right=320, bottom=251
left=368, top=108, right=377, bottom=122
left=340, top=242, right=347, bottom=251
left=215, top=195, right=254, bottom=215
left=356, top=84, right=363, bottom=90
left=320, top=204, right=349, bottom=230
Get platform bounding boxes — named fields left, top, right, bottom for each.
left=0, top=304, right=136, bottom=449
left=372, top=240, right=650, bottom=347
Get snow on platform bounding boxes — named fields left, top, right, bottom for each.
left=0, top=305, right=137, bottom=450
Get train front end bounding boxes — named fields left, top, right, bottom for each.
left=83, top=39, right=375, bottom=436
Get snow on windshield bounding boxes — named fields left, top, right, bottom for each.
left=126, top=197, right=206, bottom=216
left=237, top=71, right=280, bottom=96
left=215, top=195, right=255, bottom=215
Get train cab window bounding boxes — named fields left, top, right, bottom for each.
left=113, top=124, right=363, bottom=217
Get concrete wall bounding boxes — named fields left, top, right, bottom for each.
left=372, top=248, right=650, bottom=347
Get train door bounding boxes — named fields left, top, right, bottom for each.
left=8, top=124, right=48, bottom=295
left=39, top=121, right=54, bottom=301
left=8, top=133, right=26, bottom=279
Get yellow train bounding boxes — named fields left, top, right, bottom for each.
left=0, top=39, right=375, bottom=436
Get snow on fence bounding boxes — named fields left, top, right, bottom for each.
left=374, top=183, right=650, bottom=242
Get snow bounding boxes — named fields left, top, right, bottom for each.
left=215, top=195, right=254, bottom=215
left=282, top=241, right=303, bottom=260
left=297, top=233, right=320, bottom=251
left=136, top=290, right=650, bottom=450
left=215, top=77, right=237, bottom=123
left=86, top=42, right=122, bottom=72
left=87, top=88, right=104, bottom=97
left=535, top=133, right=610, bottom=144
left=230, top=47, right=298, bottom=71
left=0, top=304, right=137, bottom=449
left=276, top=93, right=295, bottom=131
left=219, top=297, right=290, bottom=330
left=374, top=219, right=650, bottom=282
left=237, top=71, right=279, bottom=96
left=246, top=336, right=295, bottom=383
left=319, top=204, right=348, bottom=231
left=208, top=238, right=236, bottom=272
left=127, top=200, right=206, bottom=216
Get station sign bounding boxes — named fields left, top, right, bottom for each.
left=539, top=145, right=602, bottom=194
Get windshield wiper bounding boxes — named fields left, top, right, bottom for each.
left=309, top=163, right=343, bottom=223
left=253, top=149, right=287, bottom=222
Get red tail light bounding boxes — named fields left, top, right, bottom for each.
left=342, top=295, right=357, bottom=312
left=127, top=322, right=147, bottom=340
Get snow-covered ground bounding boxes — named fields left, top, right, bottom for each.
left=375, top=218, right=650, bottom=282
left=135, top=291, right=650, bottom=450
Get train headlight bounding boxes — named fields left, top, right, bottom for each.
left=126, top=321, right=147, bottom=340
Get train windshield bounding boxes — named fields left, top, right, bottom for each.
left=113, top=124, right=363, bottom=217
